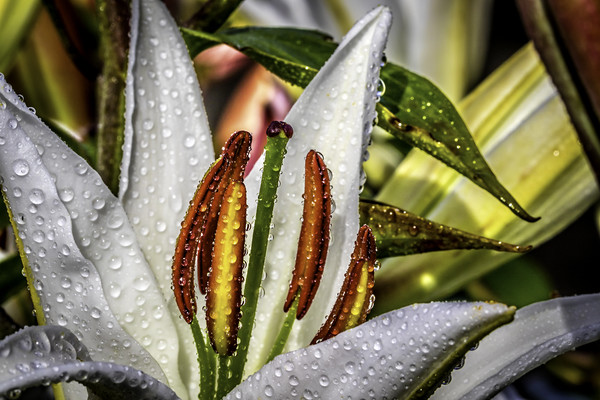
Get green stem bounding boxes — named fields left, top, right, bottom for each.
left=228, top=128, right=290, bottom=386
left=191, top=316, right=216, bottom=400
left=266, top=297, right=298, bottom=363
left=216, top=355, right=231, bottom=399
left=96, top=0, right=129, bottom=194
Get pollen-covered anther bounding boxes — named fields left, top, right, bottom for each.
left=311, top=225, right=376, bottom=344
left=284, top=150, right=331, bottom=319
left=172, top=131, right=251, bottom=324
left=206, top=181, right=247, bottom=356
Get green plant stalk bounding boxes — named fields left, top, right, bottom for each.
left=216, top=355, right=231, bottom=400
left=266, top=297, right=298, bottom=363
left=96, top=0, right=130, bottom=194
left=191, top=316, right=216, bottom=400
left=228, top=129, right=290, bottom=388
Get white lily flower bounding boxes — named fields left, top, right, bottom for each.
left=1, top=1, right=599, bottom=399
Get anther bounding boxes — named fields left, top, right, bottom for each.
left=311, top=225, right=376, bottom=344
left=172, top=131, right=251, bottom=323
left=284, top=150, right=331, bottom=319
left=206, top=181, right=247, bottom=355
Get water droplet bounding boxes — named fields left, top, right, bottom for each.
left=12, top=159, right=29, bottom=176
left=319, top=375, right=330, bottom=387
left=344, top=361, right=355, bottom=374
left=133, top=276, right=150, bottom=291
left=92, top=198, right=106, bottom=210
left=109, top=256, right=122, bottom=270
left=183, top=135, right=196, bottom=148
left=156, top=220, right=167, bottom=232
left=59, top=188, right=74, bottom=203
left=29, top=189, right=45, bottom=205
left=75, top=163, right=88, bottom=175
left=90, top=307, right=102, bottom=319
left=109, top=283, right=122, bottom=298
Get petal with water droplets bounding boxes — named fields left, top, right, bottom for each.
left=121, top=0, right=215, bottom=296
left=226, top=301, right=514, bottom=399
left=430, top=294, right=600, bottom=400
left=244, top=6, right=392, bottom=373
left=0, top=325, right=179, bottom=400
left=0, top=76, right=187, bottom=397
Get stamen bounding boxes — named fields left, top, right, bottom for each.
left=172, top=131, right=251, bottom=323
left=311, top=225, right=376, bottom=344
left=284, top=150, right=331, bottom=320
left=206, top=181, right=247, bottom=356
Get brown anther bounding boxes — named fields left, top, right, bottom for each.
left=172, top=131, right=251, bottom=323
left=284, top=150, right=331, bottom=319
left=311, top=225, right=376, bottom=344
left=266, top=121, right=294, bottom=138
left=206, top=181, right=247, bottom=355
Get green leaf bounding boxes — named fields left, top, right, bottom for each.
left=181, top=26, right=537, bottom=221
left=359, top=200, right=531, bottom=258
left=181, top=26, right=335, bottom=87
left=377, top=68, right=539, bottom=222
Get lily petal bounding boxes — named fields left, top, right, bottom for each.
left=121, top=0, right=215, bottom=289
left=0, top=77, right=187, bottom=397
left=120, top=0, right=215, bottom=393
left=226, top=301, right=514, bottom=399
left=431, top=294, right=600, bottom=399
left=0, top=325, right=178, bottom=400
left=244, top=6, right=392, bottom=373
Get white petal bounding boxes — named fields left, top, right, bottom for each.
left=0, top=78, right=188, bottom=398
left=431, top=294, right=600, bottom=399
left=120, top=0, right=215, bottom=395
left=244, top=6, right=392, bottom=373
left=0, top=326, right=178, bottom=399
left=226, top=301, right=513, bottom=399
left=121, top=0, right=214, bottom=290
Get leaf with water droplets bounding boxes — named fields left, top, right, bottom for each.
left=225, top=301, right=514, bottom=400
left=240, top=7, right=392, bottom=374
left=0, top=73, right=188, bottom=397
left=431, top=294, right=600, bottom=400
left=181, top=24, right=536, bottom=221
left=0, top=325, right=179, bottom=400
left=359, top=200, right=531, bottom=258
left=372, top=45, right=599, bottom=314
